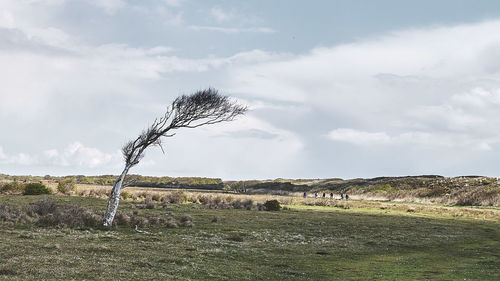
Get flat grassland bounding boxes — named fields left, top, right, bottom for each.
left=0, top=194, right=499, bottom=280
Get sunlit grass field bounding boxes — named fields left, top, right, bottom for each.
left=0, top=193, right=499, bottom=280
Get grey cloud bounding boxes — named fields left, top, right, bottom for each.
left=0, top=28, right=75, bottom=56
left=216, top=129, right=280, bottom=140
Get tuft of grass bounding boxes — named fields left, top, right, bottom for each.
left=179, top=214, right=193, bottom=227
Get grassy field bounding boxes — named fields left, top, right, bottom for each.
left=0, top=194, right=499, bottom=280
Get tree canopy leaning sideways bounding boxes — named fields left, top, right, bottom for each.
left=102, top=88, right=247, bottom=226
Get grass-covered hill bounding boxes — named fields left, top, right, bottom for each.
left=228, top=175, right=500, bottom=206
left=2, top=174, right=499, bottom=206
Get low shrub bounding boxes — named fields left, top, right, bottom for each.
left=1, top=198, right=200, bottom=229
left=32, top=202, right=101, bottom=228
left=131, top=216, right=149, bottom=227
left=57, top=178, right=76, bottom=195
left=0, top=182, right=24, bottom=194
left=231, top=199, right=243, bottom=209
left=147, top=216, right=160, bottom=225
left=78, top=190, right=88, bottom=197
left=167, top=191, right=187, bottom=204
left=230, top=198, right=254, bottom=210
left=120, top=191, right=131, bottom=200
left=242, top=199, right=254, bottom=210
left=263, top=200, right=281, bottom=211
left=114, top=212, right=131, bottom=225
left=26, top=199, right=58, bottom=216
left=89, top=189, right=108, bottom=199
left=23, top=183, right=51, bottom=195
left=165, top=216, right=178, bottom=228
left=418, top=186, right=448, bottom=197
left=0, top=204, right=29, bottom=223
left=197, top=194, right=211, bottom=204
left=145, top=201, right=155, bottom=209
left=151, top=193, right=161, bottom=202
left=179, top=214, right=193, bottom=227
left=455, top=187, right=500, bottom=206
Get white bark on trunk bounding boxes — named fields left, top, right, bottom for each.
left=102, top=165, right=131, bottom=226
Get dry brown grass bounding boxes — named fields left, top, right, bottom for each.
left=64, top=184, right=500, bottom=221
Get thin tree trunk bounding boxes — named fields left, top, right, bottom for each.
left=102, top=165, right=131, bottom=226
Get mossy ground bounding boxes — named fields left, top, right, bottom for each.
left=0, top=194, right=499, bottom=280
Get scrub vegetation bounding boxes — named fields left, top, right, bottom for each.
left=3, top=174, right=499, bottom=207
left=0, top=190, right=499, bottom=280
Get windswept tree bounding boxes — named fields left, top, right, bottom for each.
left=103, top=89, right=247, bottom=226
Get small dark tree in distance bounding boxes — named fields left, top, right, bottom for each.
left=263, top=199, right=281, bottom=211
left=102, top=88, right=247, bottom=226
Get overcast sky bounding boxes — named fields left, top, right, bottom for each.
left=3, top=0, right=500, bottom=179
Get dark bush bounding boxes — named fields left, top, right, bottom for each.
left=263, top=200, right=281, bottom=211
left=23, top=183, right=51, bottom=195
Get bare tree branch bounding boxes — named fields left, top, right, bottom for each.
left=121, top=88, right=247, bottom=168
left=103, top=88, right=247, bottom=226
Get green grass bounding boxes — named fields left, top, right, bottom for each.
left=0, top=194, right=499, bottom=280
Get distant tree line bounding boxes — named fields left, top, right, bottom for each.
left=0, top=174, right=223, bottom=188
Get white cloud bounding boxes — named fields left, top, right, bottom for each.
left=328, top=129, right=391, bottom=145
left=328, top=128, right=495, bottom=151
left=228, top=19, right=500, bottom=153
left=89, top=0, right=126, bottom=15
left=188, top=25, right=275, bottom=34
left=210, top=7, right=233, bottom=22
left=163, top=11, right=184, bottom=26
left=0, top=142, right=119, bottom=168
left=0, top=147, right=37, bottom=165
left=0, top=147, right=7, bottom=160
left=3, top=0, right=500, bottom=177
left=44, top=142, right=119, bottom=168
left=0, top=10, right=15, bottom=28
left=11, top=153, right=37, bottom=165
left=163, top=0, right=185, bottom=7
left=137, top=115, right=305, bottom=179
